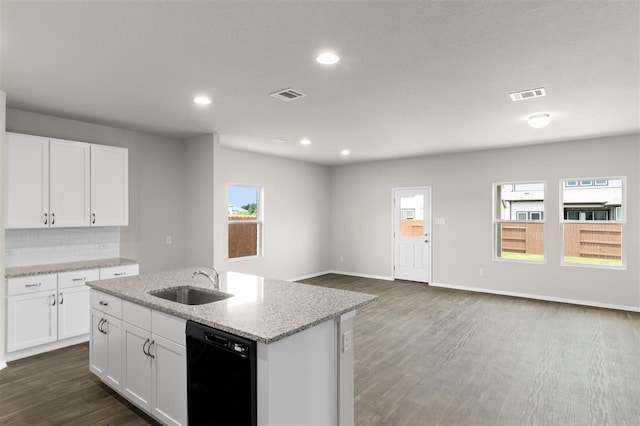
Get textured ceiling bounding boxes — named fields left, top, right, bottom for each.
left=1, top=1, right=638, bottom=165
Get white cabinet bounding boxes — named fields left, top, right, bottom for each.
left=5, top=132, right=128, bottom=229
left=49, top=139, right=91, bottom=227
left=5, top=133, right=49, bottom=228
left=100, top=264, right=139, bottom=280
left=119, top=301, right=187, bottom=426
left=57, top=269, right=99, bottom=339
left=6, top=274, right=58, bottom=352
left=90, top=291, right=123, bottom=391
left=91, top=144, right=128, bottom=226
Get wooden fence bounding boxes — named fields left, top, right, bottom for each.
left=229, top=216, right=257, bottom=258
left=501, top=222, right=622, bottom=259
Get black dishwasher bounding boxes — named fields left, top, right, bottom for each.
left=186, top=320, right=257, bottom=426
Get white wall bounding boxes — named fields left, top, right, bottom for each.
left=6, top=109, right=186, bottom=273
left=214, top=146, right=331, bottom=280
left=331, top=134, right=640, bottom=310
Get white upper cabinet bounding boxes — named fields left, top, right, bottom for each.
left=5, top=133, right=49, bottom=228
left=91, top=144, right=128, bottom=226
left=50, top=138, right=91, bottom=227
left=5, top=132, right=129, bottom=228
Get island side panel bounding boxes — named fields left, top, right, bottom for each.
left=338, top=311, right=356, bottom=426
left=257, top=319, right=337, bottom=426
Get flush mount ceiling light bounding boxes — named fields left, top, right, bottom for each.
left=340, top=149, right=351, bottom=156
left=316, top=51, right=340, bottom=65
left=528, top=113, right=551, bottom=128
left=300, top=138, right=311, bottom=146
left=193, top=96, right=212, bottom=105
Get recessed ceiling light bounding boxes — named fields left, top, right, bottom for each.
left=316, top=51, right=340, bottom=65
left=193, top=96, right=212, bottom=105
left=528, top=113, right=551, bottom=128
left=300, top=138, right=311, bottom=146
left=340, top=149, right=351, bottom=156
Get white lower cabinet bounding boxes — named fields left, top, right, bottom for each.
left=89, top=291, right=123, bottom=391
left=91, top=294, right=187, bottom=426
left=6, top=273, right=60, bottom=353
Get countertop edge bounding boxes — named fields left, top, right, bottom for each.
left=5, top=258, right=138, bottom=279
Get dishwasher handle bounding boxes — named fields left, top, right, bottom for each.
left=204, top=332, right=229, bottom=347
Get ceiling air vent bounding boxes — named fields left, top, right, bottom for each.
left=509, top=87, right=546, bottom=101
left=270, top=88, right=307, bottom=101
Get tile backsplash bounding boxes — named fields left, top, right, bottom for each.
left=5, top=227, right=120, bottom=268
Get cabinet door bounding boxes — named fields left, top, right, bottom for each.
left=7, top=290, right=57, bottom=352
left=152, top=335, right=187, bottom=426
left=49, top=139, right=91, bottom=227
left=90, top=309, right=123, bottom=391
left=58, top=285, right=90, bottom=340
left=123, top=322, right=152, bottom=412
left=90, top=309, right=108, bottom=378
left=91, top=144, right=128, bottom=226
left=5, top=133, right=49, bottom=228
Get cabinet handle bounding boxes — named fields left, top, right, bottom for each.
left=51, top=213, right=55, bottom=225
left=98, top=318, right=108, bottom=334
left=25, top=283, right=42, bottom=288
left=148, top=340, right=155, bottom=359
left=92, top=213, right=96, bottom=224
left=51, top=294, right=56, bottom=306
left=43, top=213, right=48, bottom=225
left=72, top=277, right=86, bottom=282
left=99, top=301, right=109, bottom=306
left=114, top=272, right=126, bottom=277
left=59, top=292, right=64, bottom=305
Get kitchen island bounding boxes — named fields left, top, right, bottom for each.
left=86, top=267, right=377, bottom=426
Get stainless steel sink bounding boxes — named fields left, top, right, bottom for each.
left=150, top=286, right=233, bottom=305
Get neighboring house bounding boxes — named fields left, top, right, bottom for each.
left=498, top=179, right=622, bottom=222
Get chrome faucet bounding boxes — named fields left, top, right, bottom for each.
left=192, top=267, right=220, bottom=290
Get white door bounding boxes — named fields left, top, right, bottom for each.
left=5, top=133, right=49, bottom=228
left=49, top=139, right=91, bottom=227
left=393, top=187, right=431, bottom=283
left=152, top=335, right=187, bottom=426
left=123, top=322, right=153, bottom=411
left=7, top=291, right=58, bottom=351
left=58, top=285, right=91, bottom=339
left=91, top=144, right=129, bottom=226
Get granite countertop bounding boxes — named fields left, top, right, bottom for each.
left=5, top=258, right=138, bottom=279
left=86, top=267, right=378, bottom=344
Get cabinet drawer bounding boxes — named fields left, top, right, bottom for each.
left=58, top=269, right=100, bottom=289
left=90, top=290, right=123, bottom=318
left=100, top=264, right=139, bottom=280
left=152, top=310, right=186, bottom=346
left=123, top=300, right=151, bottom=330
left=7, top=274, right=57, bottom=296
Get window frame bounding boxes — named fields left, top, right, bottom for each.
left=227, top=184, right=263, bottom=260
left=560, top=176, right=625, bottom=269
left=493, top=180, right=546, bottom=264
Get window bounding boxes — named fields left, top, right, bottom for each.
left=400, top=208, right=416, bottom=220
left=561, top=177, right=623, bottom=268
left=494, top=181, right=545, bottom=262
left=228, top=185, right=262, bottom=259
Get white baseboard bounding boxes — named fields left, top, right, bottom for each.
left=329, top=270, right=393, bottom=281
left=0, top=361, right=6, bottom=371
left=430, top=282, right=640, bottom=313
left=287, top=270, right=333, bottom=282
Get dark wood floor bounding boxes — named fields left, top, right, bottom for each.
left=1, top=274, right=639, bottom=425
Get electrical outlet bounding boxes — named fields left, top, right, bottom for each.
left=166, top=236, right=172, bottom=245
left=339, top=256, right=344, bottom=262
left=343, top=330, right=352, bottom=353
left=479, top=268, right=485, bottom=277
